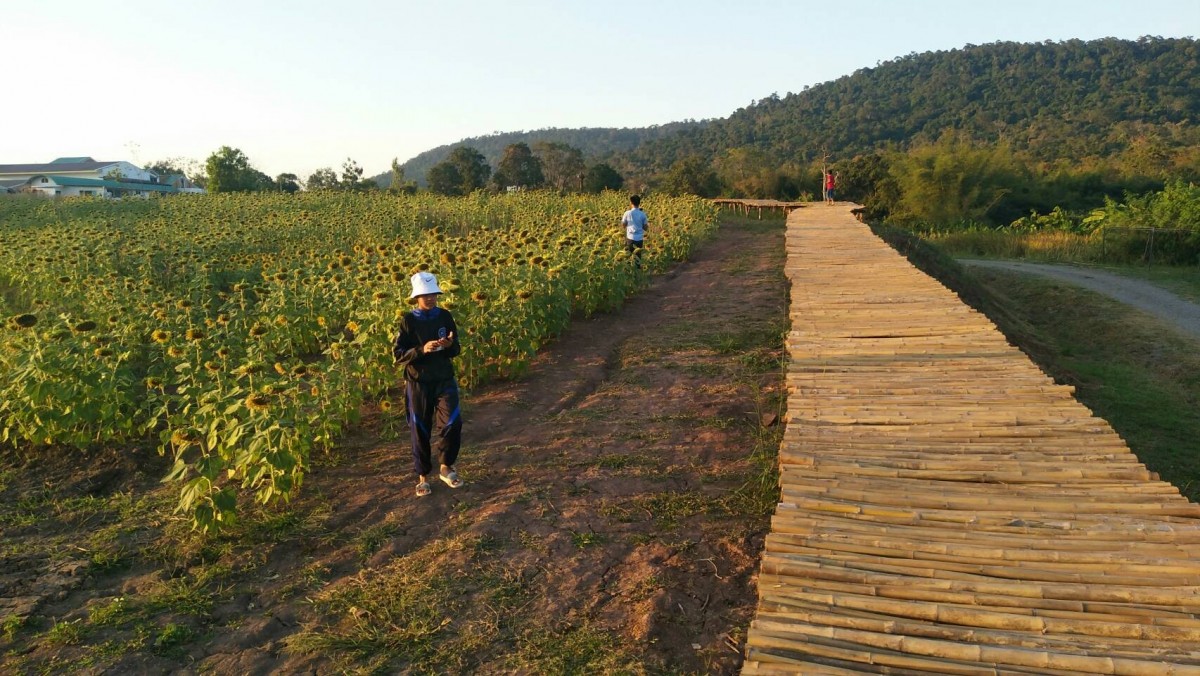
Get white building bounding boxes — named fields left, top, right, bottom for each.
left=0, top=157, right=203, bottom=197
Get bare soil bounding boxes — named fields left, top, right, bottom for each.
left=0, top=216, right=787, bottom=674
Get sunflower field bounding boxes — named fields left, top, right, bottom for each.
left=0, top=191, right=718, bottom=530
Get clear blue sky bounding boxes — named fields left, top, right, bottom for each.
left=2, top=0, right=1196, bottom=179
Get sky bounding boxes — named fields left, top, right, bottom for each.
left=2, top=0, right=1197, bottom=180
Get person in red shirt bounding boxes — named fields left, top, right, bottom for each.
left=824, top=170, right=838, bottom=205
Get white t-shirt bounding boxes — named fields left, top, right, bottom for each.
left=622, top=207, right=648, bottom=241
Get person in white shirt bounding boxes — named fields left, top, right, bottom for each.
left=620, top=194, right=649, bottom=266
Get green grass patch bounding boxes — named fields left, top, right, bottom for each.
left=1102, top=264, right=1200, bottom=303
left=507, top=622, right=640, bottom=674
left=634, top=491, right=718, bottom=530
left=43, top=619, right=84, bottom=646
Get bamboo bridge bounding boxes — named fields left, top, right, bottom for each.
left=743, top=205, right=1200, bottom=674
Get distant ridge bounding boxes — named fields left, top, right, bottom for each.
left=376, top=122, right=707, bottom=187
left=383, top=37, right=1200, bottom=186
left=619, top=37, right=1200, bottom=173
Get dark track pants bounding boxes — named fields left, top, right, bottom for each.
left=405, top=378, right=462, bottom=477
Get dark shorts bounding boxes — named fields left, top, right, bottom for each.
left=826, top=189, right=836, bottom=201
left=625, top=238, right=644, bottom=253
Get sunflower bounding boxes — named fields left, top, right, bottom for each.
left=170, top=428, right=200, bottom=447
left=471, top=291, right=488, bottom=302
left=216, top=346, right=231, bottom=359
left=204, top=360, right=221, bottom=373
left=72, top=320, right=98, bottom=333
left=216, top=313, right=229, bottom=326
left=176, top=299, right=193, bottom=309
left=93, top=347, right=114, bottom=358
left=234, top=362, right=264, bottom=377
left=373, top=291, right=390, bottom=301
left=145, top=377, right=164, bottom=389
left=244, top=393, right=272, bottom=412
left=185, top=328, right=205, bottom=342
left=274, top=315, right=289, bottom=327
left=249, top=324, right=269, bottom=338
left=11, top=313, right=38, bottom=329
left=517, top=289, right=534, bottom=300
left=151, top=329, right=171, bottom=344
left=274, top=362, right=287, bottom=376
left=167, top=346, right=186, bottom=358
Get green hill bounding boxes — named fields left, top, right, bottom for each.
left=620, top=37, right=1200, bottom=174
left=383, top=38, right=1199, bottom=194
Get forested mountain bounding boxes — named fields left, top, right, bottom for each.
left=618, top=37, right=1200, bottom=174
left=377, top=122, right=707, bottom=186
left=383, top=37, right=1199, bottom=207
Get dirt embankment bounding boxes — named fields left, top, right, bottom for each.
left=1, top=216, right=788, bottom=674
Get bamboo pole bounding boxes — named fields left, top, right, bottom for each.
left=742, top=205, right=1200, bottom=675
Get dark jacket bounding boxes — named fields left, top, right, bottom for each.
left=392, top=307, right=460, bottom=383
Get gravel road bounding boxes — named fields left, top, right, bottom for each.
left=960, top=259, right=1200, bottom=341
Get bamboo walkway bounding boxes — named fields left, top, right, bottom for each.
left=743, top=206, right=1200, bottom=675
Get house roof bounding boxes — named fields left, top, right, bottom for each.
left=50, top=156, right=96, bottom=164
left=37, top=175, right=176, bottom=192
left=0, top=160, right=122, bottom=174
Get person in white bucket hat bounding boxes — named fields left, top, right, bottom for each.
left=392, top=271, right=465, bottom=496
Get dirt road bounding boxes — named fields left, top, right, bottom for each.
left=961, top=259, right=1200, bottom=341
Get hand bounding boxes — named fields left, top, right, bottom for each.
left=423, top=332, right=454, bottom=354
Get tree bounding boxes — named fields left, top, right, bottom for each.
left=427, top=161, right=465, bottom=196
left=887, top=135, right=1028, bottom=226
left=388, top=158, right=417, bottom=194
left=660, top=156, right=721, bottom=197
left=533, top=141, right=585, bottom=192
left=340, top=158, right=366, bottom=190
left=583, top=163, right=623, bottom=193
left=447, top=146, right=491, bottom=193
left=492, top=143, right=544, bottom=190
left=144, top=159, right=186, bottom=179
left=305, top=167, right=340, bottom=191
left=205, top=146, right=267, bottom=193
left=275, top=173, right=302, bottom=193
left=146, top=157, right=206, bottom=187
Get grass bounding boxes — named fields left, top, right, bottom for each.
left=1101, top=264, right=1200, bottom=303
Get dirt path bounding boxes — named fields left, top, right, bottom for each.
left=961, top=259, right=1200, bottom=341
left=1, top=217, right=788, bottom=674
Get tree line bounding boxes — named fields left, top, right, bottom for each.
left=170, top=141, right=626, bottom=197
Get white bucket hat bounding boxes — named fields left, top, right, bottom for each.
left=409, top=271, right=442, bottom=298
